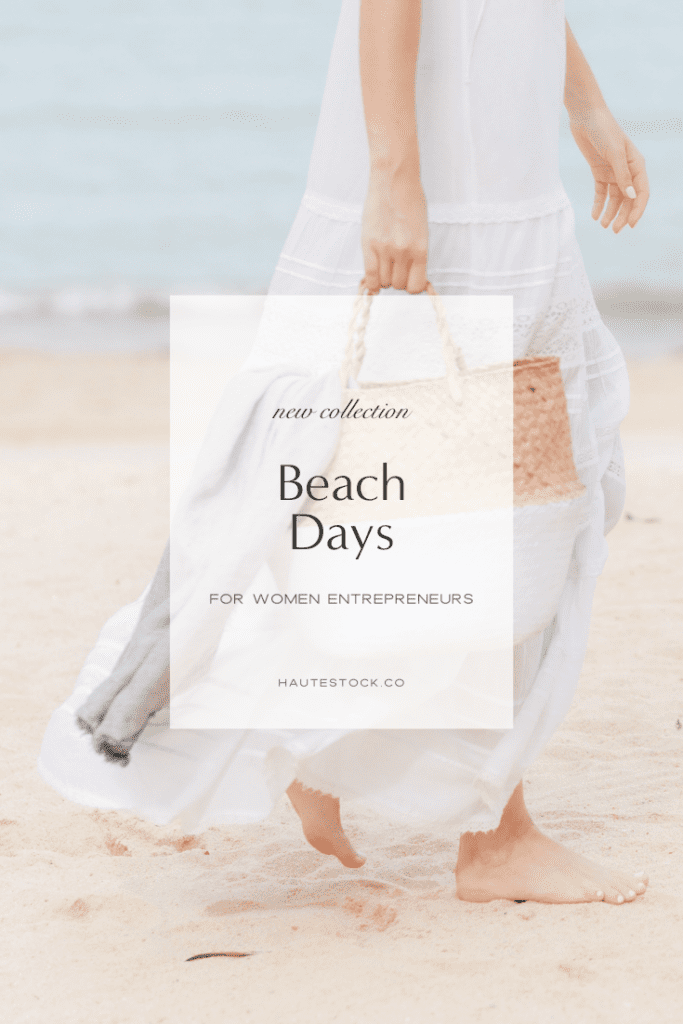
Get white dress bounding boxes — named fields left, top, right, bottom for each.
left=38, top=0, right=629, bottom=832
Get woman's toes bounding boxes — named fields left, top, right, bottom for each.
left=577, top=876, right=605, bottom=902
left=330, top=834, right=366, bottom=869
left=603, top=885, right=638, bottom=904
left=614, top=875, right=641, bottom=900
left=596, top=885, right=621, bottom=904
left=592, top=867, right=639, bottom=900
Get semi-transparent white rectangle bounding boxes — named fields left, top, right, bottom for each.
left=169, top=294, right=515, bottom=729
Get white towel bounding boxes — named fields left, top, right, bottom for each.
left=76, top=363, right=343, bottom=763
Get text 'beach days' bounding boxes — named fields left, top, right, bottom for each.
left=281, top=462, right=403, bottom=558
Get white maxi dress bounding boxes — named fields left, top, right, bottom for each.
left=38, top=0, right=630, bottom=833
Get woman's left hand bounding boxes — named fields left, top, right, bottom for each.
left=569, top=106, right=649, bottom=232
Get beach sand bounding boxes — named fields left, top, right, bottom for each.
left=1, top=351, right=682, bottom=1024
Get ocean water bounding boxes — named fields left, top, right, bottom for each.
left=0, top=0, right=680, bottom=353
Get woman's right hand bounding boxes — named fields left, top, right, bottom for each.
left=361, top=163, right=429, bottom=293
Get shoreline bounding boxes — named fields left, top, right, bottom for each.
left=0, top=281, right=681, bottom=360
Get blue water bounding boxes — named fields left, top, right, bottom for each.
left=0, top=0, right=680, bottom=350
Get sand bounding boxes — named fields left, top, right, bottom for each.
left=1, top=351, right=682, bottom=1024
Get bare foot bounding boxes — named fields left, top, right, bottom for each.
left=286, top=780, right=366, bottom=869
left=455, top=783, right=649, bottom=905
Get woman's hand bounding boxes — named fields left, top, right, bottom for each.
left=569, top=107, right=649, bottom=232
left=564, top=20, right=649, bottom=233
left=361, top=163, right=429, bottom=293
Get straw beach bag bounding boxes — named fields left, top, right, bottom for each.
left=286, top=283, right=589, bottom=655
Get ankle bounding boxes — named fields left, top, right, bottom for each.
left=458, top=816, right=537, bottom=868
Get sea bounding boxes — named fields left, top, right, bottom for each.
left=0, top=0, right=680, bottom=355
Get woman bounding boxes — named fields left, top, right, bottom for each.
left=39, top=0, right=650, bottom=904
left=254, top=0, right=650, bottom=902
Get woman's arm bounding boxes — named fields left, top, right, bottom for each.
left=359, top=0, right=428, bottom=292
left=564, top=20, right=649, bottom=232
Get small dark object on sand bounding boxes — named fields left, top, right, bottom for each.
left=676, top=719, right=681, bottom=730
left=514, top=900, right=527, bottom=903
left=186, top=952, right=254, bottom=961
left=625, top=512, right=660, bottom=523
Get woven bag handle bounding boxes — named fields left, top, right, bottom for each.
left=340, top=280, right=469, bottom=403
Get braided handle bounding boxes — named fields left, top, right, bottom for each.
left=340, top=280, right=468, bottom=403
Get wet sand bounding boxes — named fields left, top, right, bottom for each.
left=1, top=351, right=682, bottom=1024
